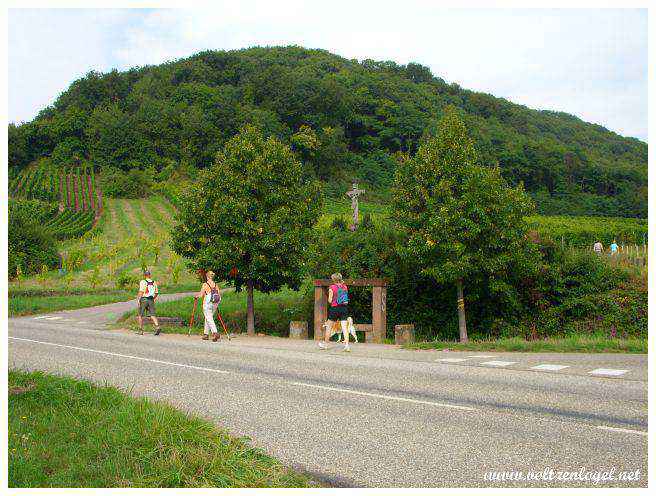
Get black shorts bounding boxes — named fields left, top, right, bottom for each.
left=328, top=305, right=349, bottom=321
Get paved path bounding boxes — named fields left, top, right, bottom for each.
left=8, top=299, right=648, bottom=487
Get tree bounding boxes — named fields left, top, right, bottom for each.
left=171, top=125, right=322, bottom=334
left=393, top=107, right=535, bottom=342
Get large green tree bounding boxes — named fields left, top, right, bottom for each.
left=393, top=107, right=536, bottom=342
left=171, top=125, right=322, bottom=334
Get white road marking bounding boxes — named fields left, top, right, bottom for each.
left=467, top=355, right=496, bottom=358
left=590, top=368, right=629, bottom=377
left=44, top=316, right=63, bottom=320
left=8, top=337, right=230, bottom=375
left=481, top=360, right=517, bottom=367
left=596, top=425, right=647, bottom=436
left=32, top=316, right=49, bottom=320
left=531, top=364, right=570, bottom=371
left=437, top=358, right=470, bottom=363
left=290, top=382, right=477, bottom=411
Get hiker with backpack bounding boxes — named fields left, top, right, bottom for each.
left=318, top=272, right=351, bottom=352
left=198, top=270, right=222, bottom=342
left=137, top=269, right=161, bottom=335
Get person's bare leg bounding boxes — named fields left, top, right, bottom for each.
left=151, top=315, right=159, bottom=327
left=137, top=315, right=143, bottom=334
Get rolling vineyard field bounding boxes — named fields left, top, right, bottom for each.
left=9, top=161, right=102, bottom=240
left=10, top=196, right=198, bottom=294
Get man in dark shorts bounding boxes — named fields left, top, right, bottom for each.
left=137, top=269, right=161, bottom=335
left=318, top=272, right=351, bottom=351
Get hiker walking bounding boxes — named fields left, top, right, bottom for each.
left=137, top=269, right=160, bottom=335
left=198, top=270, right=221, bottom=342
left=610, top=239, right=619, bottom=256
left=319, top=273, right=351, bottom=352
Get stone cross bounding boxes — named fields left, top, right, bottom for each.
left=346, top=182, right=365, bottom=230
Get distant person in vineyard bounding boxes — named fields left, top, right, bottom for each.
left=593, top=240, right=603, bottom=254
left=137, top=269, right=161, bottom=335
left=610, top=240, right=619, bottom=256
left=197, top=270, right=221, bottom=342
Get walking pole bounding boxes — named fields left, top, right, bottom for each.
left=188, top=297, right=198, bottom=335
left=216, top=310, right=231, bottom=340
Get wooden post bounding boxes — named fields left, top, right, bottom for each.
left=314, top=286, right=327, bottom=341
left=456, top=279, right=468, bottom=343
left=371, top=285, right=386, bottom=344
left=246, top=281, right=255, bottom=335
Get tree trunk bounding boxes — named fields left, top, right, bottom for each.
left=456, top=279, right=468, bottom=343
left=246, top=281, right=255, bottom=335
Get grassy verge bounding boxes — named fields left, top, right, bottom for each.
left=118, top=286, right=310, bottom=336
left=9, top=292, right=134, bottom=317
left=405, top=336, right=647, bottom=353
left=9, top=284, right=198, bottom=317
left=8, top=370, right=310, bottom=488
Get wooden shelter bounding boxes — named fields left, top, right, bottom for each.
left=313, top=278, right=388, bottom=343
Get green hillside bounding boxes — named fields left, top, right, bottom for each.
left=8, top=46, right=646, bottom=217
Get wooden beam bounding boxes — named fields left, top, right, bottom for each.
left=313, top=278, right=388, bottom=287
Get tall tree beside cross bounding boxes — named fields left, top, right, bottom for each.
left=393, top=106, right=536, bottom=342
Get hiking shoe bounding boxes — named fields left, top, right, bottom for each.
left=137, top=329, right=144, bottom=335
left=318, top=342, right=326, bottom=350
left=202, top=334, right=209, bottom=341
left=154, top=327, right=161, bottom=336
left=212, top=333, right=219, bottom=342
left=343, top=345, right=351, bottom=352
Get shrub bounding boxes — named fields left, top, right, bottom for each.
left=101, top=165, right=153, bottom=198
left=9, top=209, right=59, bottom=279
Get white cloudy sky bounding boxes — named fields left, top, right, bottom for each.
left=8, top=5, right=648, bottom=140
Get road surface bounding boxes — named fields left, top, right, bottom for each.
left=8, top=298, right=648, bottom=487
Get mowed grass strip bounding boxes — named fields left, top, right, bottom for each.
left=406, top=335, right=647, bottom=354
left=9, top=291, right=134, bottom=317
left=8, top=370, right=311, bottom=488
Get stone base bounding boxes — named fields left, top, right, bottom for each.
left=394, top=324, right=415, bottom=345
left=289, top=321, right=308, bottom=339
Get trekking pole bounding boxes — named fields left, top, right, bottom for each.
left=188, top=297, right=198, bottom=335
left=216, top=311, right=231, bottom=340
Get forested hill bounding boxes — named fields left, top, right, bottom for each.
left=9, top=46, right=647, bottom=217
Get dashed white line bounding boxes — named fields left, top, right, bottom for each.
left=596, top=425, right=647, bottom=436
left=531, top=364, right=570, bottom=371
left=467, top=355, right=497, bottom=358
left=32, top=316, right=49, bottom=320
left=290, top=382, right=478, bottom=411
left=590, top=368, right=628, bottom=377
left=437, top=358, right=470, bottom=363
left=8, top=337, right=230, bottom=375
left=43, top=316, right=63, bottom=320
left=481, top=360, right=517, bottom=367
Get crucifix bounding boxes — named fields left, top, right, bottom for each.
left=346, top=182, right=365, bottom=230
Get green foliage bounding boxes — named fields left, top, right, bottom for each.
left=116, top=271, right=139, bottom=290
left=172, top=125, right=322, bottom=294
left=8, top=209, right=59, bottom=279
left=527, top=215, right=647, bottom=247
left=101, top=166, right=153, bottom=198
left=8, top=46, right=646, bottom=217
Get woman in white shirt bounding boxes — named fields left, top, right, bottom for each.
left=197, top=270, right=221, bottom=342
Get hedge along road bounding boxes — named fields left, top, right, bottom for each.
left=8, top=299, right=647, bottom=488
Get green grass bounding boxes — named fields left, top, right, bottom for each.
left=405, top=336, right=647, bottom=354
left=9, top=292, right=134, bottom=317
left=118, top=286, right=310, bottom=336
left=8, top=370, right=310, bottom=488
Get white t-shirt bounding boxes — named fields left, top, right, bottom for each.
left=139, top=279, right=158, bottom=298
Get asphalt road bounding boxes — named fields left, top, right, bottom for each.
left=8, top=298, right=648, bottom=488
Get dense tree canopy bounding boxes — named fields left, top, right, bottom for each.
left=9, top=46, right=647, bottom=217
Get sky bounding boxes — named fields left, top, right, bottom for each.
left=8, top=5, right=648, bottom=141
